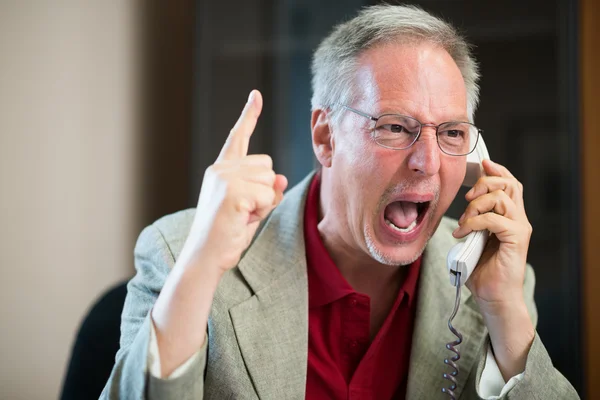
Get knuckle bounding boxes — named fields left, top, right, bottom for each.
left=234, top=197, right=251, bottom=213
left=259, top=154, right=273, bottom=168
left=497, top=189, right=511, bottom=201
left=465, top=202, right=477, bottom=216
left=511, top=177, right=522, bottom=189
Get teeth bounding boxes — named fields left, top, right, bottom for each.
left=385, top=218, right=417, bottom=233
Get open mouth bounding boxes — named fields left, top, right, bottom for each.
left=383, top=200, right=430, bottom=234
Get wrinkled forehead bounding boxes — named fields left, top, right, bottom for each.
left=352, top=41, right=468, bottom=120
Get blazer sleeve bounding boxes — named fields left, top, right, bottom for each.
left=99, top=224, right=207, bottom=400
left=470, top=264, right=580, bottom=399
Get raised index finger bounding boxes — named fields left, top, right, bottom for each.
left=217, top=90, right=263, bottom=161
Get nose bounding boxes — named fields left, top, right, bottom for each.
left=406, top=127, right=441, bottom=176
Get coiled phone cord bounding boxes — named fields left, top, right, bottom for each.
left=442, top=272, right=463, bottom=399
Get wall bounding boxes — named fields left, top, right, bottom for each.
left=582, top=0, right=600, bottom=397
left=0, top=2, right=141, bottom=399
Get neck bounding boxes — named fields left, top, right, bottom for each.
left=317, top=171, right=406, bottom=296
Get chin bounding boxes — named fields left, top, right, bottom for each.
left=364, top=230, right=430, bottom=266
left=363, top=207, right=439, bottom=266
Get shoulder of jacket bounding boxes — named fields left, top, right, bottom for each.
left=149, top=208, right=196, bottom=258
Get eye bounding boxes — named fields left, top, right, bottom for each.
left=445, top=129, right=463, bottom=138
left=378, top=124, right=414, bottom=134
left=439, top=125, right=468, bottom=140
left=375, top=115, right=420, bottom=137
left=388, top=124, right=405, bottom=133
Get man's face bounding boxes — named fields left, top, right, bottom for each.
left=319, top=41, right=468, bottom=266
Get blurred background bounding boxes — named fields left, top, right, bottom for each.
left=0, top=0, right=597, bottom=399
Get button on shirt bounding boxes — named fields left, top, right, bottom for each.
left=304, top=173, right=422, bottom=400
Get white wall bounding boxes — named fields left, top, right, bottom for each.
left=0, top=2, right=141, bottom=398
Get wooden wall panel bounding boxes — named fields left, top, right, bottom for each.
left=139, top=1, right=195, bottom=225
left=582, top=0, right=600, bottom=397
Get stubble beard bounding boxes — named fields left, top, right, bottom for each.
left=364, top=217, right=434, bottom=266
left=364, top=181, right=440, bottom=266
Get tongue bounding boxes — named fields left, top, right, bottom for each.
left=385, top=201, right=418, bottom=229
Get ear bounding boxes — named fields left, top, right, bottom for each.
left=311, top=108, right=334, bottom=168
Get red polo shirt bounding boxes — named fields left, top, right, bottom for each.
left=304, top=173, right=422, bottom=400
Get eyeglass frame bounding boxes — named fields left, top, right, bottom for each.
left=337, top=104, right=483, bottom=156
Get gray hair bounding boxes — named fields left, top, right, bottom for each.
left=311, top=4, right=480, bottom=124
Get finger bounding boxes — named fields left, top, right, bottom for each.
left=210, top=162, right=276, bottom=187
left=273, top=174, right=288, bottom=194
left=459, top=190, right=519, bottom=224
left=240, top=166, right=276, bottom=186
left=465, top=176, right=524, bottom=207
left=272, top=174, right=288, bottom=206
left=242, top=154, right=273, bottom=169
left=482, top=159, right=515, bottom=179
left=248, top=203, right=275, bottom=223
left=273, top=189, right=284, bottom=208
left=232, top=181, right=277, bottom=221
left=453, top=213, right=523, bottom=244
left=217, top=90, right=263, bottom=161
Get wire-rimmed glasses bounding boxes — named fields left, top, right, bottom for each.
left=339, top=104, right=482, bottom=156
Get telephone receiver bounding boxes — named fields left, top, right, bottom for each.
left=446, top=136, right=491, bottom=287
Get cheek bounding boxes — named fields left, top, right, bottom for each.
left=438, top=158, right=466, bottom=208
left=334, top=130, right=378, bottom=178
left=332, top=135, right=390, bottom=215
left=335, top=133, right=406, bottom=201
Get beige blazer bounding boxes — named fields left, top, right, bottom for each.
left=101, top=173, right=579, bottom=399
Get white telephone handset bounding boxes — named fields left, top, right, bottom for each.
left=446, top=136, right=491, bottom=287
left=441, top=136, right=491, bottom=398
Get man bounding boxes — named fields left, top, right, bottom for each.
left=101, top=5, right=578, bottom=399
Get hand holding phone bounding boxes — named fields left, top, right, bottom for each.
left=442, top=134, right=536, bottom=396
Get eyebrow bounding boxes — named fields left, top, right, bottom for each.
left=377, top=109, right=469, bottom=123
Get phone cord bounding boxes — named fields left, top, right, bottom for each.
left=441, top=273, right=463, bottom=400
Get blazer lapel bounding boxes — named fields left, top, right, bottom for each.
left=229, top=173, right=314, bottom=400
left=406, top=220, right=488, bottom=399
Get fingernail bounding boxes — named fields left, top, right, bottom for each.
left=452, top=227, right=460, bottom=236
left=458, top=214, right=465, bottom=224
left=248, top=90, right=255, bottom=103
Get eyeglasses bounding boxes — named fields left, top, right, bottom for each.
left=339, top=104, right=482, bottom=156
